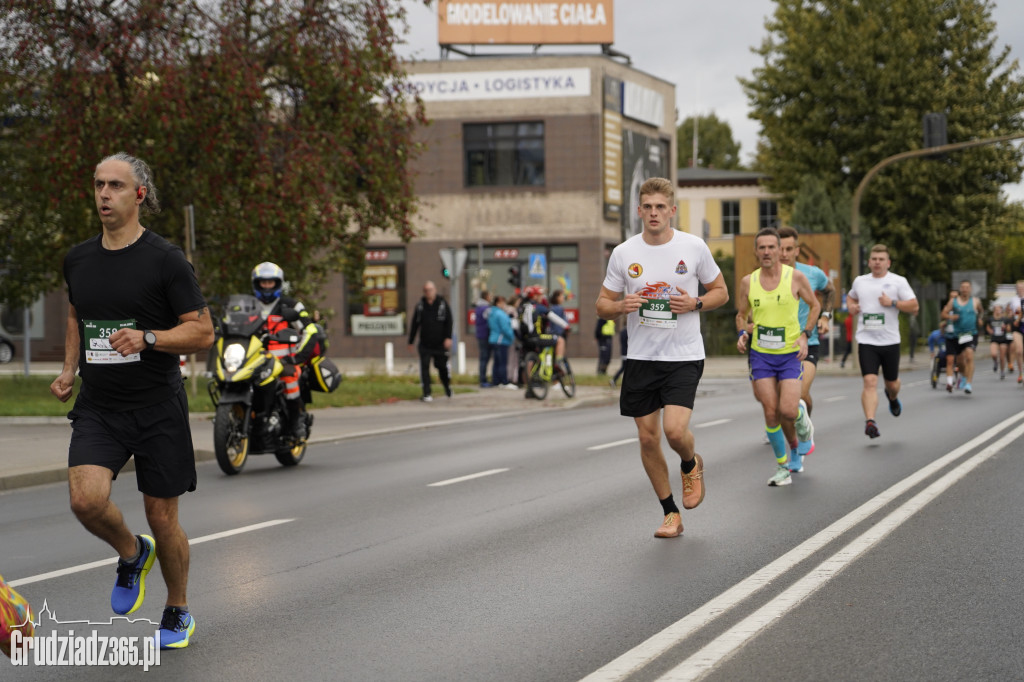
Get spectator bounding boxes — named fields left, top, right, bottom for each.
left=408, top=281, right=453, bottom=402
left=488, top=295, right=515, bottom=386
left=473, top=290, right=492, bottom=387
left=840, top=313, right=854, bottom=368
left=595, top=316, right=615, bottom=374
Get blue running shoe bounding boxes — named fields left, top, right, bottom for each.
left=964, top=383, right=972, bottom=394
left=158, top=607, right=195, bottom=649
left=885, top=389, right=902, bottom=417
left=111, top=534, right=156, bottom=615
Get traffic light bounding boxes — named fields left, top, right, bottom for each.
left=507, top=265, right=521, bottom=290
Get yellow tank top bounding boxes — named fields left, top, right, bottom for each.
left=748, top=265, right=800, bottom=355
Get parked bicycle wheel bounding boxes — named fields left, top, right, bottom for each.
left=524, top=351, right=548, bottom=400
left=558, top=359, right=576, bottom=398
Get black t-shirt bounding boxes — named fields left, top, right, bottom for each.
left=64, top=229, right=207, bottom=411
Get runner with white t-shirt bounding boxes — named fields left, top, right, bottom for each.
left=846, top=244, right=919, bottom=439
left=597, top=177, right=729, bottom=539
left=1008, top=280, right=1024, bottom=384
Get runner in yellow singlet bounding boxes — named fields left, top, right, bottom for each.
left=736, top=228, right=820, bottom=487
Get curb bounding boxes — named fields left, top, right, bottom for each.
left=0, top=392, right=616, bottom=493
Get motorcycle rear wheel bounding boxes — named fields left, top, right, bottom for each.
left=275, top=440, right=306, bottom=467
left=214, top=403, right=249, bottom=475
left=524, top=351, right=548, bottom=400
left=558, top=359, right=576, bottom=398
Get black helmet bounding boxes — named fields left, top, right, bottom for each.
left=252, top=262, right=284, bottom=303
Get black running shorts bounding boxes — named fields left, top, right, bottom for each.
left=620, top=359, right=704, bottom=417
left=858, top=343, right=901, bottom=382
left=68, top=388, right=197, bottom=498
left=803, top=344, right=819, bottom=367
left=945, top=334, right=978, bottom=356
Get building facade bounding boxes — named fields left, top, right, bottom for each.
left=320, top=54, right=677, bottom=363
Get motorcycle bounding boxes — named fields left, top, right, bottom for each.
left=208, top=294, right=315, bottom=475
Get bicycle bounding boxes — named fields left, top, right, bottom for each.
left=524, top=343, right=575, bottom=400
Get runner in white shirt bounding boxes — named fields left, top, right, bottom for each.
left=597, top=177, right=729, bottom=539
left=847, top=244, right=919, bottom=439
left=1008, top=280, right=1024, bottom=384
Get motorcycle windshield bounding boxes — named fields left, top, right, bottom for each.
left=221, top=294, right=266, bottom=337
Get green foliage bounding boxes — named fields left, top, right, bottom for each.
left=0, top=0, right=427, bottom=308
left=791, top=175, right=838, bottom=233
left=677, top=113, right=743, bottom=169
left=741, top=0, right=1024, bottom=285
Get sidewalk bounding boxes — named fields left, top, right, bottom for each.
left=0, top=354, right=904, bottom=493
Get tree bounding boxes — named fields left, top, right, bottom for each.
left=0, top=0, right=427, bottom=309
left=790, top=175, right=838, bottom=233
left=676, top=113, right=742, bottom=169
left=741, top=0, right=1024, bottom=284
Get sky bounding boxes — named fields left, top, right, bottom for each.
left=395, top=0, right=1024, bottom=201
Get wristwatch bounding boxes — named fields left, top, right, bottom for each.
left=695, top=298, right=703, bottom=311
left=820, top=311, right=832, bottom=320
left=143, top=330, right=157, bottom=350
left=801, top=328, right=812, bottom=338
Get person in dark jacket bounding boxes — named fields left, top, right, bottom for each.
left=408, top=281, right=453, bottom=402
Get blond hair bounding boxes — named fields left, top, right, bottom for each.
left=639, top=177, right=675, bottom=204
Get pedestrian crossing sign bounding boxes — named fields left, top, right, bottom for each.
left=528, top=253, right=546, bottom=279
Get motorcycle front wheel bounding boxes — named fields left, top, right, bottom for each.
left=214, top=402, right=250, bottom=475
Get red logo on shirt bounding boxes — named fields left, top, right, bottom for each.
left=628, top=263, right=643, bottom=278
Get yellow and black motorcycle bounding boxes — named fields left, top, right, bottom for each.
left=208, top=295, right=315, bottom=475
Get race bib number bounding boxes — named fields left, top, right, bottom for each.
left=639, top=298, right=677, bottom=329
left=862, top=313, right=885, bottom=329
left=755, top=325, right=786, bottom=350
left=958, top=333, right=973, bottom=345
left=83, top=319, right=140, bottom=364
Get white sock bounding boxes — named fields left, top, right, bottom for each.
left=947, top=375, right=954, bottom=385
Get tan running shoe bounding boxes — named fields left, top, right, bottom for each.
left=681, top=454, right=705, bottom=510
left=654, top=512, right=683, bottom=538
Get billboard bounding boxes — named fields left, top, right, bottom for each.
left=438, top=1, right=613, bottom=45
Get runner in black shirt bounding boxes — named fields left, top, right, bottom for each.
left=50, top=153, right=214, bottom=649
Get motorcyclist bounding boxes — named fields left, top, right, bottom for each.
left=519, top=285, right=569, bottom=376
left=251, top=262, right=324, bottom=440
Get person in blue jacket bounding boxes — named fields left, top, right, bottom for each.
left=487, top=296, right=516, bottom=386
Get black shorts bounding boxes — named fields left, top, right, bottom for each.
left=68, top=389, right=197, bottom=498
left=945, top=334, right=978, bottom=356
left=803, top=345, right=819, bottom=367
left=620, top=359, right=704, bottom=417
left=858, top=343, right=901, bottom=382
left=993, top=336, right=1011, bottom=345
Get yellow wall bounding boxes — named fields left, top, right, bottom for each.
left=740, top=197, right=760, bottom=235
left=677, top=199, right=690, bottom=232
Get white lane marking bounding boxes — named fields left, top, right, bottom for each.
left=8, top=519, right=294, bottom=588
left=822, top=395, right=846, bottom=403
left=580, top=410, right=1024, bottom=682
left=587, top=438, right=638, bottom=451
left=659, top=420, right=1024, bottom=681
left=428, top=468, right=510, bottom=487
left=694, top=419, right=732, bottom=429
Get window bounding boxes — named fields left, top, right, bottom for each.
left=464, top=122, right=545, bottom=187
left=759, top=200, right=779, bottom=229
left=721, top=200, right=740, bottom=236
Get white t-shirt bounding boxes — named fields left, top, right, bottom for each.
left=602, top=230, right=721, bottom=361
left=848, top=271, right=917, bottom=346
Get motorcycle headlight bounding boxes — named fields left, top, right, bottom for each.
left=224, top=343, right=246, bottom=373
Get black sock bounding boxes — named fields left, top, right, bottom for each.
left=121, top=536, right=142, bottom=564
left=681, top=458, right=696, bottom=474
left=659, top=494, right=679, bottom=516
